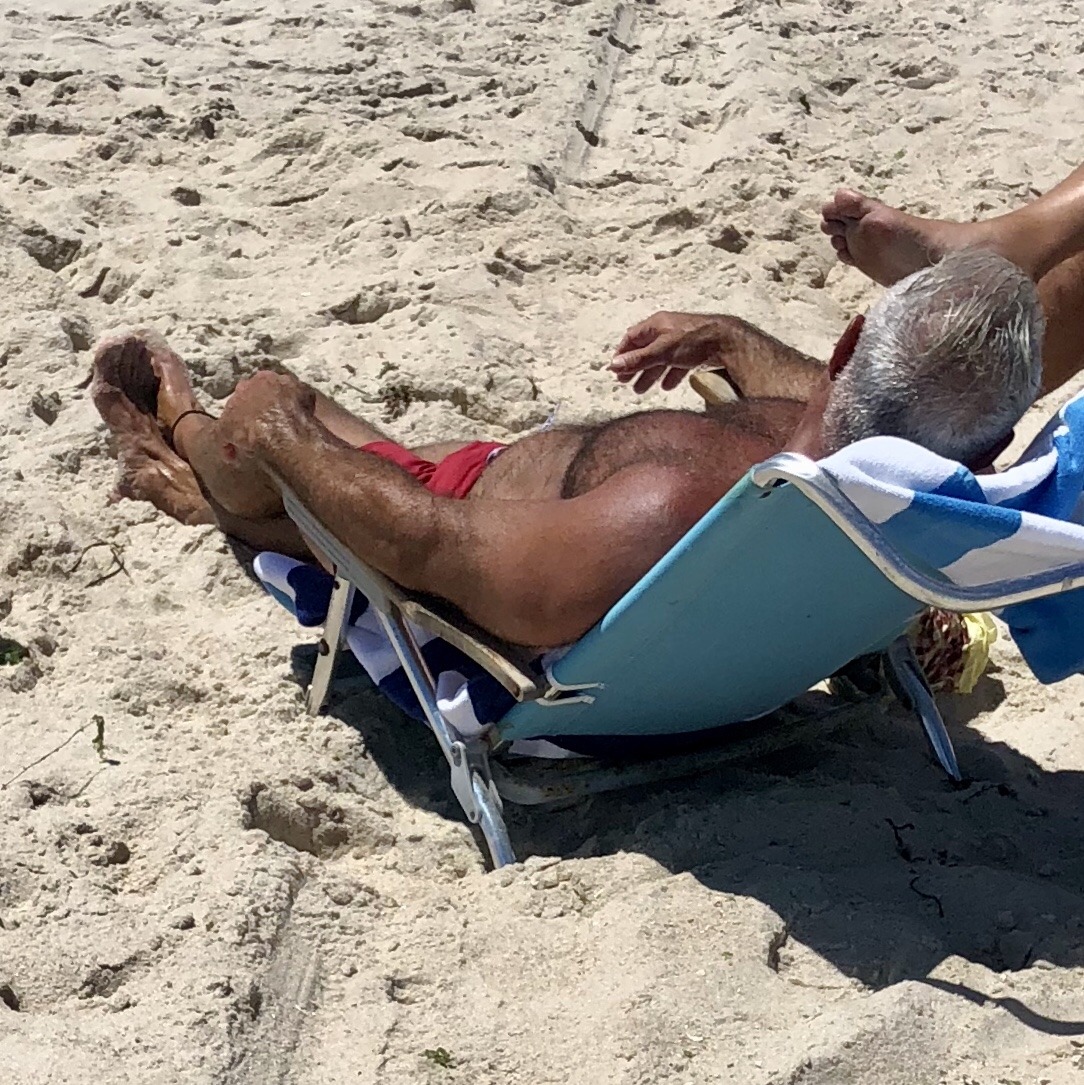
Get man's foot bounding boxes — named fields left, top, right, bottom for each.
left=92, top=331, right=215, bottom=525
left=92, top=329, right=204, bottom=440
left=820, top=188, right=998, bottom=287
left=93, top=382, right=215, bottom=525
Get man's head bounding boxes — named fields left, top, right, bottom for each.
left=821, top=249, right=1044, bottom=465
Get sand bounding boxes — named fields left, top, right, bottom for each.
left=3, top=1, right=1084, bottom=1082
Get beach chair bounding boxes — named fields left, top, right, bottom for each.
left=275, top=405, right=1084, bottom=867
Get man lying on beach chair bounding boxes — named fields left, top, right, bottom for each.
left=93, top=250, right=1041, bottom=653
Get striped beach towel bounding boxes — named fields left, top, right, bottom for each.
left=253, top=551, right=575, bottom=757
left=818, top=391, right=1084, bottom=683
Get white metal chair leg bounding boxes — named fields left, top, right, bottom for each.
left=471, top=761, right=516, bottom=868
left=298, top=575, right=515, bottom=866
left=305, top=575, right=355, bottom=716
left=375, top=606, right=518, bottom=868
left=885, top=636, right=962, bottom=782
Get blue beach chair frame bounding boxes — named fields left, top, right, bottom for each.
left=281, top=451, right=1084, bottom=868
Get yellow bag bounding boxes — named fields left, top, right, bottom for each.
left=909, top=608, right=998, bottom=694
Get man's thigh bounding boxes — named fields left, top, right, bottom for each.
left=312, top=391, right=389, bottom=447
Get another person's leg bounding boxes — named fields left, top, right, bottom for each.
left=821, top=162, right=1084, bottom=286
left=1033, top=250, right=1084, bottom=396
left=819, top=163, right=1084, bottom=396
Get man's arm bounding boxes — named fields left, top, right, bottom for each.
left=223, top=375, right=711, bottom=647
left=710, top=316, right=825, bottom=400
left=610, top=311, right=825, bottom=400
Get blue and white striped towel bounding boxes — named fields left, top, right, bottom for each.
left=253, top=552, right=575, bottom=757
left=818, top=391, right=1084, bottom=683
left=255, top=388, right=1084, bottom=748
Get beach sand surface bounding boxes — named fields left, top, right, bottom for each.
left=3, top=2, right=1084, bottom=1082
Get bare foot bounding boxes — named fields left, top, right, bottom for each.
left=92, top=331, right=214, bottom=525
left=820, top=188, right=997, bottom=287
left=92, top=329, right=203, bottom=438
left=93, top=383, right=214, bottom=525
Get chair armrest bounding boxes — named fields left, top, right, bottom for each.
left=278, top=481, right=543, bottom=702
left=399, top=594, right=543, bottom=701
left=689, top=369, right=742, bottom=406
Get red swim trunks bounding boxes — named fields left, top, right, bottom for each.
left=361, top=440, right=506, bottom=499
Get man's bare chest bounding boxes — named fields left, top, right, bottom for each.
left=558, top=405, right=805, bottom=498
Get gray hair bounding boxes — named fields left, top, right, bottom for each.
left=822, top=249, right=1044, bottom=463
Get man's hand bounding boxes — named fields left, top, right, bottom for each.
left=610, top=312, right=734, bottom=393
left=217, top=371, right=318, bottom=467
left=613, top=311, right=830, bottom=402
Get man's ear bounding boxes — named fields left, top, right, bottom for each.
left=828, top=314, right=865, bottom=378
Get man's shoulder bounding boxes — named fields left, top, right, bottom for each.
left=602, top=459, right=735, bottom=538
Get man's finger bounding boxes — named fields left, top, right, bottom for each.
left=610, top=343, right=661, bottom=374
left=612, top=327, right=688, bottom=373
left=614, top=318, right=663, bottom=355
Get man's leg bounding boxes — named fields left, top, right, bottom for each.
left=310, top=391, right=387, bottom=448
left=821, top=162, right=1084, bottom=286
left=133, top=327, right=470, bottom=465
left=407, top=440, right=472, bottom=460
left=93, top=334, right=315, bottom=553
left=93, top=331, right=477, bottom=551
left=170, top=403, right=466, bottom=528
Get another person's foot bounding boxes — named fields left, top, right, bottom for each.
left=821, top=188, right=1000, bottom=287
left=92, top=331, right=214, bottom=525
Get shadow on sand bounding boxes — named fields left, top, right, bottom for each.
left=292, top=645, right=1084, bottom=1034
